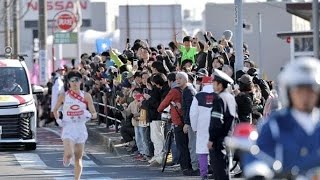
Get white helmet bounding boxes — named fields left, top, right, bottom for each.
left=278, top=57, right=320, bottom=107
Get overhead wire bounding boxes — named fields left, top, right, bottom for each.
left=18, top=0, right=32, bottom=20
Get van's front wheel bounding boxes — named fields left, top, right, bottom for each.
left=25, top=143, right=37, bottom=151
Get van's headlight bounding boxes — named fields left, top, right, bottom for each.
left=20, top=112, right=34, bottom=119
left=18, top=100, right=33, bottom=107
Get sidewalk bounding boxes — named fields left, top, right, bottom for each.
left=86, top=122, right=127, bottom=157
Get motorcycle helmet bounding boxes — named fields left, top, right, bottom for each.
left=278, top=57, right=320, bottom=107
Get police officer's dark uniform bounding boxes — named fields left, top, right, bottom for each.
left=208, top=69, right=237, bottom=180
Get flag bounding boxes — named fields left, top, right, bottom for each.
left=96, top=38, right=112, bottom=54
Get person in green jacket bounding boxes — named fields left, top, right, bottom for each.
left=173, top=34, right=199, bottom=67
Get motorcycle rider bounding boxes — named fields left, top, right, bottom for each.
left=243, top=57, right=320, bottom=179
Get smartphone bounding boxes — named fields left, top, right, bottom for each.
left=133, top=60, right=138, bottom=66
left=126, top=38, right=130, bottom=43
left=143, top=88, right=148, bottom=94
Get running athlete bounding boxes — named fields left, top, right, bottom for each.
left=53, top=71, right=97, bottom=180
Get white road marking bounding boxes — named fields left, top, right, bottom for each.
left=48, top=170, right=113, bottom=180
left=44, top=170, right=100, bottom=176
left=12, top=128, right=113, bottom=179
left=14, top=153, right=47, bottom=169
left=54, top=177, right=113, bottom=180
left=70, top=158, right=98, bottom=167
left=43, top=127, right=61, bottom=136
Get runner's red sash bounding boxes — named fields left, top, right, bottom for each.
left=68, top=90, right=88, bottom=107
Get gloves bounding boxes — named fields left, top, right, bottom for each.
left=83, top=110, right=92, bottom=122
left=56, top=119, right=63, bottom=127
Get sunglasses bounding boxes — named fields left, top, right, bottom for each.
left=69, top=77, right=80, bottom=83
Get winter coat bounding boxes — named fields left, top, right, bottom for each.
left=123, top=100, right=141, bottom=127
left=236, top=91, right=254, bottom=123
left=142, top=85, right=160, bottom=122
left=156, top=83, right=171, bottom=120
left=158, top=87, right=183, bottom=126
left=209, top=90, right=237, bottom=143
left=195, top=51, right=207, bottom=69
left=190, top=85, right=215, bottom=154
left=182, top=84, right=197, bottom=125
left=51, top=74, right=64, bottom=112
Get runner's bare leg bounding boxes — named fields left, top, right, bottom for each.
left=74, top=143, right=85, bottom=180
left=63, top=139, right=74, bottom=166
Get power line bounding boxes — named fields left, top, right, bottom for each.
left=18, top=0, right=32, bottom=20
left=5, top=0, right=14, bottom=9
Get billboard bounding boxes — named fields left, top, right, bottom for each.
left=24, top=0, right=91, bottom=21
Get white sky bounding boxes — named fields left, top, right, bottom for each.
left=89, top=0, right=267, bottom=10
left=90, top=0, right=267, bottom=19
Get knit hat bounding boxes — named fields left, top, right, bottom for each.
left=134, top=93, right=144, bottom=102
left=177, top=72, right=188, bottom=82
left=238, top=74, right=253, bottom=85
left=223, top=30, right=233, bottom=41
left=202, top=76, right=213, bottom=84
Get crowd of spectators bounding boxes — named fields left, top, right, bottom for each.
left=39, top=30, right=281, bottom=179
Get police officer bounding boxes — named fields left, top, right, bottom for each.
left=207, top=69, right=237, bottom=180
left=243, top=57, right=320, bottom=179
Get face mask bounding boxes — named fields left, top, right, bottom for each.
left=195, top=84, right=201, bottom=92
left=130, top=81, right=136, bottom=86
left=243, top=67, right=249, bottom=73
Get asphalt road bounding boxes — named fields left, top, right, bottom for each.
left=0, top=127, right=201, bottom=180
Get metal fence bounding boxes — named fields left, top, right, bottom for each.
left=92, top=101, right=122, bottom=133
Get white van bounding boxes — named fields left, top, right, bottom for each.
left=0, top=51, right=43, bottom=150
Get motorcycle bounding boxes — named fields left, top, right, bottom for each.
left=225, top=122, right=320, bottom=180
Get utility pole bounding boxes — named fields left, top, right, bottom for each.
left=4, top=0, right=10, bottom=48
left=74, top=0, right=82, bottom=66
left=258, top=12, right=262, bottom=78
left=12, top=0, right=19, bottom=54
left=39, top=0, right=48, bottom=85
left=234, top=0, right=244, bottom=79
left=312, top=0, right=319, bottom=59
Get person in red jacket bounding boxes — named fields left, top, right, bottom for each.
left=158, top=73, right=183, bottom=126
left=158, top=72, right=197, bottom=176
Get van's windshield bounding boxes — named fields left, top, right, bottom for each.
left=0, top=67, right=30, bottom=95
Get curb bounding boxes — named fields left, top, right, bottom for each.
left=86, top=123, right=123, bottom=157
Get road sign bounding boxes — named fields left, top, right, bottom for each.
left=39, top=49, right=48, bottom=85
left=54, top=32, right=78, bottom=44
left=56, top=11, right=77, bottom=31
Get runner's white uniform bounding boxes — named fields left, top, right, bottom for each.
left=61, top=91, right=88, bottom=144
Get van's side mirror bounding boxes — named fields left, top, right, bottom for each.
left=32, top=85, right=44, bottom=94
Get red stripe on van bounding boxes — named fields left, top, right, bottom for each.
left=12, top=95, right=26, bottom=104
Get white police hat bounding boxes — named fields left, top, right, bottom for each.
left=212, top=68, right=234, bottom=84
